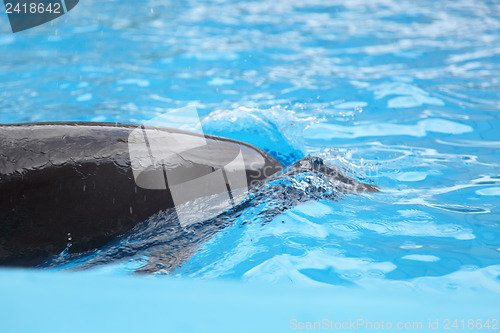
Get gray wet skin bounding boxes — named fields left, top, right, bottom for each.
left=1, top=123, right=379, bottom=269
left=0, top=122, right=283, bottom=266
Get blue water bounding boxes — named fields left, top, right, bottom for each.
left=1, top=0, right=500, bottom=329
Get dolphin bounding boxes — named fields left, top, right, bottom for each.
left=0, top=122, right=283, bottom=266
left=0, top=122, right=378, bottom=269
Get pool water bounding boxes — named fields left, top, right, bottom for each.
left=1, top=0, right=500, bottom=330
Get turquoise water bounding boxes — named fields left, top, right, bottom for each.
left=1, top=0, right=500, bottom=331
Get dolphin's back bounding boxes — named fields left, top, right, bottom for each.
left=0, top=122, right=283, bottom=266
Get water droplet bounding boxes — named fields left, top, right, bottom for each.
left=65, top=233, right=72, bottom=250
